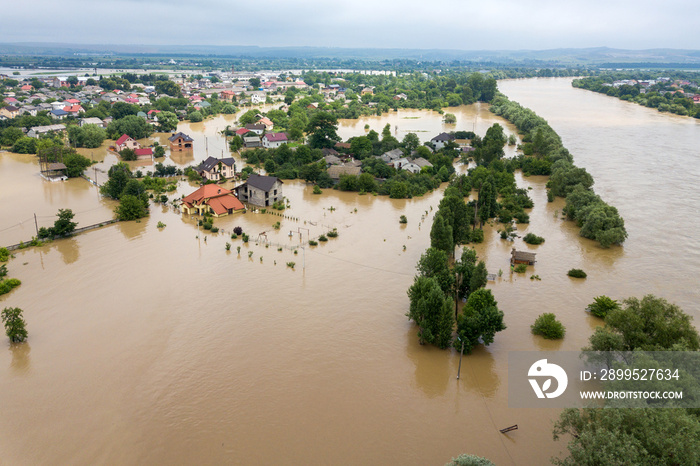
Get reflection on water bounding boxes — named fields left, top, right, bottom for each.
left=9, top=343, right=31, bottom=376
left=1, top=82, right=699, bottom=464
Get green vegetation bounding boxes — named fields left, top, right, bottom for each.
left=0, top=278, right=22, bottom=297
left=407, top=276, right=454, bottom=348
left=318, top=234, right=328, bottom=242
left=107, top=114, right=153, bottom=140
left=327, top=230, right=338, bottom=238
left=37, top=208, right=77, bottom=239
left=586, top=295, right=619, bottom=319
left=286, top=262, right=296, bottom=269
left=399, top=215, right=407, bottom=224
left=68, top=124, right=106, bottom=148
left=157, top=221, right=166, bottom=229
left=531, top=313, right=565, bottom=339
left=489, top=93, right=626, bottom=247
left=574, top=73, right=700, bottom=118
left=0, top=248, right=10, bottom=262
left=567, top=268, right=587, bottom=278
left=522, top=233, right=545, bottom=245
left=1, top=307, right=27, bottom=343
left=514, top=264, right=527, bottom=273
left=553, top=294, right=700, bottom=465
left=312, top=185, right=322, bottom=194
left=445, top=454, right=495, bottom=466
left=101, top=163, right=150, bottom=221
left=308, top=240, right=318, bottom=246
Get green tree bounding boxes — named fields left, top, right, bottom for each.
left=157, top=111, right=178, bottom=132
left=107, top=115, right=153, bottom=140
left=238, top=109, right=259, bottom=125
left=115, top=194, right=149, bottom=221
left=306, top=112, right=340, bottom=149
left=416, top=247, right=454, bottom=294
left=586, top=295, right=620, bottom=319
left=553, top=407, right=700, bottom=466
left=445, top=454, right=495, bottom=466
left=1, top=307, right=27, bottom=343
left=443, top=113, right=457, bottom=124
left=249, top=77, right=261, bottom=88
left=430, top=213, right=454, bottom=256
left=101, top=162, right=132, bottom=199
left=12, top=136, right=37, bottom=154
left=455, top=289, right=506, bottom=354
left=586, top=295, right=700, bottom=352
left=406, top=276, right=454, bottom=349
left=52, top=208, right=77, bottom=236
left=402, top=132, right=420, bottom=153
left=188, top=111, right=203, bottom=122
left=110, top=102, right=139, bottom=120
left=1, top=127, right=24, bottom=146
left=155, top=79, right=182, bottom=97
left=531, top=313, right=566, bottom=339
left=229, top=135, right=243, bottom=152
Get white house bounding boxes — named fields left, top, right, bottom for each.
left=262, top=132, right=288, bottom=149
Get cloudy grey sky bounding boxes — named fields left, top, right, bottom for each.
left=1, top=0, right=697, bottom=50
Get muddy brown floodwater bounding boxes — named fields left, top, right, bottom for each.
left=1, top=78, right=699, bottom=465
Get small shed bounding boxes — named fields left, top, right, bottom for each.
left=511, top=248, right=536, bottom=266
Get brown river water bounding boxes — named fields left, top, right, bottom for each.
left=0, top=78, right=699, bottom=465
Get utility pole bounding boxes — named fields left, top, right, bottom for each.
left=34, top=213, right=39, bottom=236
left=457, top=337, right=465, bottom=380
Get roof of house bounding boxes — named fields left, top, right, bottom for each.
left=235, top=128, right=250, bottom=136
left=327, top=165, right=362, bottom=179
left=412, top=157, right=433, bottom=168
left=182, top=185, right=244, bottom=214
left=263, top=132, right=287, bottom=142
left=322, top=148, right=339, bottom=156
left=148, top=109, right=161, bottom=115
left=257, top=117, right=273, bottom=126
left=168, top=132, right=193, bottom=142
left=30, top=124, right=66, bottom=133
left=198, top=156, right=236, bottom=172
left=47, top=162, right=67, bottom=171
left=381, top=148, right=404, bottom=160
left=245, top=123, right=265, bottom=131
left=51, top=109, right=68, bottom=116
left=323, top=154, right=341, bottom=165
left=432, top=132, right=455, bottom=142
left=134, top=148, right=153, bottom=157
left=511, top=249, right=537, bottom=262
left=239, top=173, right=282, bottom=192
left=115, top=134, right=133, bottom=145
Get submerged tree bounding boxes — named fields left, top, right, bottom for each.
left=454, top=289, right=506, bottom=354
left=407, top=276, right=454, bottom=349
left=2, top=307, right=28, bottom=343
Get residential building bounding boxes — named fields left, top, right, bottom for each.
left=234, top=174, right=283, bottom=207
left=27, top=124, right=66, bottom=139
left=180, top=184, right=245, bottom=217
left=431, top=132, right=455, bottom=150
left=243, top=135, right=261, bottom=148
left=115, top=134, right=141, bottom=152
left=0, top=105, right=20, bottom=119
left=197, top=156, right=236, bottom=181
left=244, top=124, right=265, bottom=135
left=262, top=132, right=288, bottom=149
left=80, top=117, right=104, bottom=127
left=327, top=165, right=362, bottom=180
left=169, top=132, right=194, bottom=151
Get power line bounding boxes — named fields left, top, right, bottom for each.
left=306, top=247, right=414, bottom=277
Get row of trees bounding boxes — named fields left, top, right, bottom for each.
left=101, top=163, right=150, bottom=221
left=407, top=186, right=505, bottom=352
left=488, top=94, right=627, bottom=247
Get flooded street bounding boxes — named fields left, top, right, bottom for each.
left=1, top=78, right=699, bottom=465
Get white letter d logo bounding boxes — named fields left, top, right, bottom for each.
left=528, top=359, right=568, bottom=399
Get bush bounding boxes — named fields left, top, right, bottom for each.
left=0, top=278, right=22, bottom=296
left=286, top=262, right=295, bottom=269
left=399, top=215, right=407, bottom=224
left=157, top=221, right=166, bottom=228
left=318, top=235, right=328, bottom=242
left=308, top=240, right=318, bottom=246
left=313, top=185, right=322, bottom=194
left=242, top=234, right=249, bottom=243
left=225, top=242, right=231, bottom=251
left=231, top=233, right=237, bottom=239
left=531, top=313, right=565, bottom=339
left=203, top=222, right=213, bottom=230
left=272, top=222, right=281, bottom=230
left=233, top=226, right=243, bottom=235
left=586, top=295, right=619, bottom=318
left=0, top=247, right=9, bottom=262
left=210, top=226, right=219, bottom=233
left=1, top=307, right=27, bottom=343
left=514, top=264, right=527, bottom=273
left=568, top=268, right=587, bottom=278
left=470, top=228, right=484, bottom=243
left=327, top=230, right=338, bottom=238
left=523, top=233, right=545, bottom=245
left=0, top=264, right=6, bottom=279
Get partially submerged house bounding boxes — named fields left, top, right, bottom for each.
left=327, top=165, right=362, bottom=180
left=115, top=134, right=141, bottom=152
left=197, top=156, right=236, bottom=181
left=180, top=184, right=245, bottom=217
left=234, top=174, right=283, bottom=207
left=510, top=249, right=536, bottom=266
left=431, top=132, right=455, bottom=150
left=169, top=132, right=194, bottom=151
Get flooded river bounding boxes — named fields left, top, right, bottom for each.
left=1, top=78, right=699, bottom=465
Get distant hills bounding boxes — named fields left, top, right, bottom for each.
left=2, top=43, right=700, bottom=66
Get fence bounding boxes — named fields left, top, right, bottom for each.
left=4, top=219, right=119, bottom=251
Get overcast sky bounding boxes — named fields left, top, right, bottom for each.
left=2, top=0, right=698, bottom=50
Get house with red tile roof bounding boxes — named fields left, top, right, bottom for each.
left=133, top=148, right=153, bottom=159
left=20, top=84, right=33, bottom=92
left=63, top=105, right=84, bottom=115
left=180, top=184, right=245, bottom=217
left=115, top=134, right=141, bottom=152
